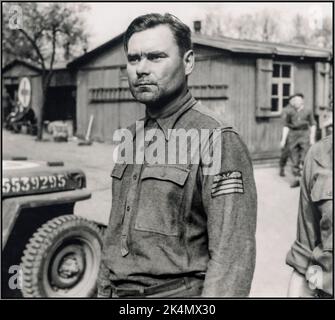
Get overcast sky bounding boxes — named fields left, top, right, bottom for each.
left=83, top=2, right=332, bottom=49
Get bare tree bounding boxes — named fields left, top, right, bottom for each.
left=202, top=10, right=280, bottom=42
left=289, top=14, right=333, bottom=49
left=257, top=11, right=280, bottom=42
left=233, top=14, right=257, bottom=40
left=202, top=12, right=233, bottom=37
left=201, top=9, right=332, bottom=49
left=312, top=16, right=333, bottom=49
left=290, top=14, right=311, bottom=45
left=2, top=2, right=89, bottom=140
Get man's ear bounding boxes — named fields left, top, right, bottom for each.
left=183, top=50, right=194, bottom=76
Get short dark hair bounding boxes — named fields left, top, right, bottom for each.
left=124, top=13, right=192, bottom=56
left=289, top=93, right=304, bottom=100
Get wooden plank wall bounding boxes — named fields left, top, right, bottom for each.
left=190, top=56, right=316, bottom=158
left=294, top=62, right=314, bottom=113
left=76, top=66, right=146, bottom=141
left=76, top=70, right=89, bottom=138
left=76, top=42, right=145, bottom=141
left=190, top=56, right=263, bottom=154
left=75, top=42, right=316, bottom=159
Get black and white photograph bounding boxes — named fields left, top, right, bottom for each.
left=1, top=1, right=333, bottom=302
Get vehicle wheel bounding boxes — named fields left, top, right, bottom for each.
left=21, top=215, right=103, bottom=298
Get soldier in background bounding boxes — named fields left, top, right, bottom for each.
left=286, top=134, right=333, bottom=297
left=279, top=103, right=291, bottom=177
left=280, top=93, right=316, bottom=187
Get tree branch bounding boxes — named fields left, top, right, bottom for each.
left=19, top=28, right=46, bottom=70
left=49, top=27, right=57, bottom=70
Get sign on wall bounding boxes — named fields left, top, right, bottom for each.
left=18, top=77, right=32, bottom=108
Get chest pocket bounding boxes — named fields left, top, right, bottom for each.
left=311, top=175, right=332, bottom=251
left=111, top=163, right=128, bottom=179
left=110, top=163, right=128, bottom=210
left=135, top=165, right=190, bottom=236
left=311, top=175, right=332, bottom=202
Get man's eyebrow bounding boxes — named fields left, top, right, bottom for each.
left=127, top=51, right=168, bottom=60
left=147, top=51, right=168, bottom=56
left=127, top=53, right=140, bottom=59
left=128, top=51, right=168, bottom=56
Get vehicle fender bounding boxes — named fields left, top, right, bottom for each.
left=2, top=189, right=91, bottom=249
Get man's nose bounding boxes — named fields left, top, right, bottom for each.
left=136, top=58, right=150, bottom=76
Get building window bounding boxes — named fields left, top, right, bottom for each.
left=271, top=62, right=294, bottom=115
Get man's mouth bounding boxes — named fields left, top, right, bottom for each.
left=135, top=81, right=155, bottom=87
left=134, top=83, right=156, bottom=92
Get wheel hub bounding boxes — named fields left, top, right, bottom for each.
left=58, top=254, right=81, bottom=278
left=50, top=244, right=85, bottom=289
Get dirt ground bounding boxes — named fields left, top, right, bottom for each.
left=2, top=129, right=301, bottom=297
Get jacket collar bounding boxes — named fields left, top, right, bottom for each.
left=145, top=90, right=197, bottom=140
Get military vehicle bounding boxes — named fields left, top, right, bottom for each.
left=2, top=159, right=103, bottom=298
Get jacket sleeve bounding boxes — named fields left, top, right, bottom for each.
left=97, top=259, right=112, bottom=297
left=286, top=149, right=318, bottom=275
left=286, top=141, right=333, bottom=295
left=200, top=129, right=257, bottom=297
left=282, top=108, right=292, bottom=128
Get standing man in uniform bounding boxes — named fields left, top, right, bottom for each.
left=286, top=134, right=333, bottom=297
left=280, top=93, right=316, bottom=187
left=279, top=103, right=291, bottom=177
left=98, top=13, right=257, bottom=298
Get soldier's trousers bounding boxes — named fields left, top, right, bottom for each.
left=279, top=141, right=290, bottom=168
left=287, top=131, right=310, bottom=176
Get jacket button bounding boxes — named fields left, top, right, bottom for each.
left=133, top=174, right=137, bottom=180
left=126, top=206, right=130, bottom=211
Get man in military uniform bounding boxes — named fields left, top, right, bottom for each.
left=286, top=134, right=333, bottom=297
left=280, top=93, right=316, bottom=187
left=98, top=13, right=257, bottom=298
left=279, top=103, right=291, bottom=177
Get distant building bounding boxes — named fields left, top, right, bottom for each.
left=3, top=33, right=332, bottom=160
left=68, top=32, right=332, bottom=160
left=2, top=59, right=76, bottom=131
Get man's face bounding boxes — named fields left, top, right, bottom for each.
left=290, top=96, right=304, bottom=110
left=126, top=25, right=188, bottom=105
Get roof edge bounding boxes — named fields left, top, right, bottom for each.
left=67, top=31, right=332, bottom=69
left=2, top=59, right=42, bottom=73
left=68, top=33, right=125, bottom=69
left=192, top=34, right=332, bottom=59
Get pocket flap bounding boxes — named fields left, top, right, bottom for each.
left=110, top=163, right=127, bottom=179
left=311, top=176, right=332, bottom=202
left=141, top=165, right=190, bottom=186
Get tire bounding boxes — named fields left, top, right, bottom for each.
left=20, top=215, right=103, bottom=298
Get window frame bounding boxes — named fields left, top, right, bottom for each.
left=271, top=62, right=294, bottom=116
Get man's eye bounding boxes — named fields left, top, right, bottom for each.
left=128, top=55, right=140, bottom=63
left=148, top=55, right=164, bottom=61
